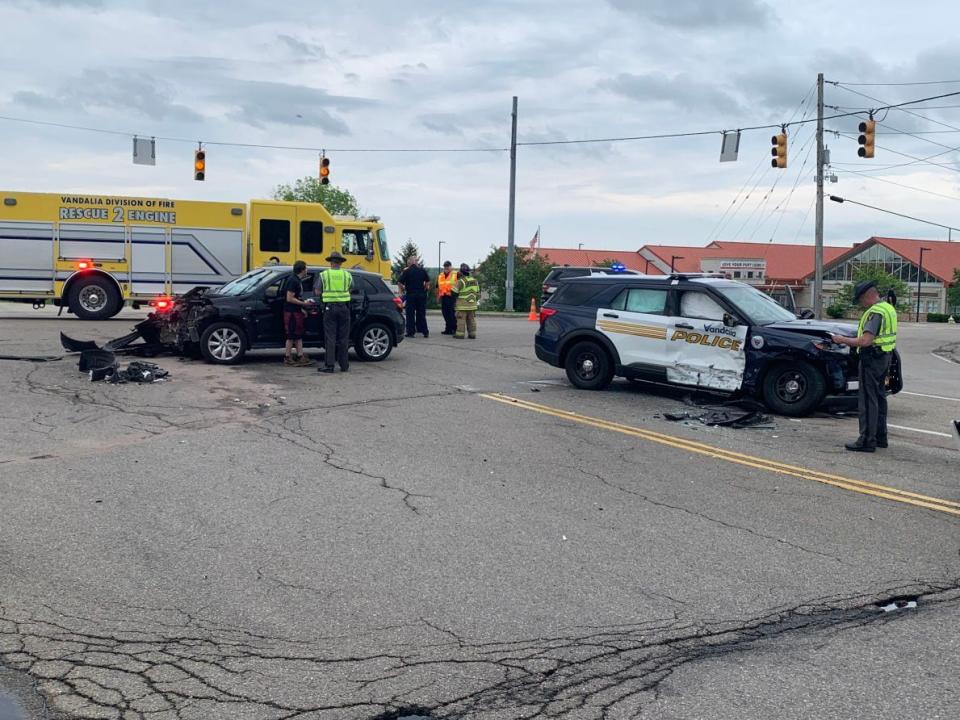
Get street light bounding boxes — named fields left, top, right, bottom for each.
left=670, top=255, right=684, bottom=272
left=578, top=243, right=584, bottom=250
left=917, top=246, right=931, bottom=322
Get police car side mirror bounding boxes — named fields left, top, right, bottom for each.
left=799, top=308, right=815, bottom=319
left=723, top=312, right=737, bottom=328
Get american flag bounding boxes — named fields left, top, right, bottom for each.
left=529, top=226, right=540, bottom=252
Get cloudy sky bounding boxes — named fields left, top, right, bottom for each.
left=2, top=0, right=959, bottom=264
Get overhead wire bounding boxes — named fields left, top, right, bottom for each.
left=4, top=88, right=959, bottom=153
left=828, top=130, right=960, bottom=173
left=763, top=135, right=817, bottom=242
left=701, top=83, right=816, bottom=244
left=829, top=80, right=960, bottom=86
left=830, top=83, right=960, bottom=133
left=738, top=124, right=816, bottom=242
left=790, top=194, right=817, bottom=244
left=832, top=168, right=960, bottom=202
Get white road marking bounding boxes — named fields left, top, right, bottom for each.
left=901, top=390, right=960, bottom=403
left=930, top=352, right=959, bottom=366
left=888, top=423, right=953, bottom=438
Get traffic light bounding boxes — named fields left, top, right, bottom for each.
left=319, top=156, right=330, bottom=185
left=858, top=119, right=876, bottom=158
left=770, top=132, right=787, bottom=169
left=194, top=149, right=206, bottom=181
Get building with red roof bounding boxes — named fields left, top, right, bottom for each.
left=528, top=236, right=959, bottom=315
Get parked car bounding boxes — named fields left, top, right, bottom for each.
left=534, top=272, right=902, bottom=416
left=541, top=265, right=640, bottom=304
left=148, top=266, right=405, bottom=365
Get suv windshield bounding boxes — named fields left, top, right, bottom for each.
left=216, top=269, right=278, bottom=296
left=714, top=285, right=797, bottom=325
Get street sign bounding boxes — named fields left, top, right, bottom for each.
left=133, top=136, right=156, bottom=166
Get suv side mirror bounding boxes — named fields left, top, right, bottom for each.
left=799, top=308, right=815, bottom=319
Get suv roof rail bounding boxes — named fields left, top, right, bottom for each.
left=668, top=272, right=725, bottom=280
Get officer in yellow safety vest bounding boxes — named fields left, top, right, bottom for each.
left=317, top=251, right=354, bottom=374
left=830, top=280, right=898, bottom=452
left=436, top=261, right=459, bottom=335
left=451, top=263, right=480, bottom=339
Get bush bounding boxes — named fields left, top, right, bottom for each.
left=825, top=302, right=846, bottom=319
left=926, top=313, right=949, bottom=323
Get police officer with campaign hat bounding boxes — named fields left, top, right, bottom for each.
left=317, top=251, right=353, bottom=374
left=830, top=280, right=898, bottom=452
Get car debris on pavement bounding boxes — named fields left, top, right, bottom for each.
left=77, top=347, right=169, bottom=383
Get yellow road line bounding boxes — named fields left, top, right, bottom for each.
left=480, top=393, right=960, bottom=518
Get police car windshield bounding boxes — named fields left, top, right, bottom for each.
left=713, top=285, right=797, bottom=325
left=216, top=269, right=278, bottom=296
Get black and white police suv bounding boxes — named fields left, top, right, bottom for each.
left=535, top=273, right=902, bottom=416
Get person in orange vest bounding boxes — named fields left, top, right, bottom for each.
left=436, top=260, right=459, bottom=335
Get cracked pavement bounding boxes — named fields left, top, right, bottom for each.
left=1, top=312, right=958, bottom=718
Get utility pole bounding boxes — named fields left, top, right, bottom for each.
left=506, top=96, right=518, bottom=312
left=813, top=73, right=825, bottom=319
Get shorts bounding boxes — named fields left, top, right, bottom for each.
left=283, top=310, right=305, bottom=340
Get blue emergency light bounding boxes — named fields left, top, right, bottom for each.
left=610, top=262, right=626, bottom=273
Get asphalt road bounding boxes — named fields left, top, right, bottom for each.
left=0, top=306, right=958, bottom=720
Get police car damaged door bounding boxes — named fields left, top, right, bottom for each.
left=666, top=290, right=748, bottom=392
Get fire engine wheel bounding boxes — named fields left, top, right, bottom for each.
left=354, top=323, right=393, bottom=362
left=69, top=276, right=122, bottom=320
left=200, top=322, right=247, bottom=365
left=565, top=340, right=613, bottom=390
left=761, top=361, right=826, bottom=417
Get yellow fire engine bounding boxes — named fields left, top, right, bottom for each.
left=0, top=190, right=391, bottom=319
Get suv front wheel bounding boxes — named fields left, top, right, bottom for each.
left=564, top=340, right=614, bottom=390
left=761, top=360, right=826, bottom=416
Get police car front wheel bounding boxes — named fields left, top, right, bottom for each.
left=761, top=361, right=826, bottom=417
left=565, top=340, right=614, bottom=390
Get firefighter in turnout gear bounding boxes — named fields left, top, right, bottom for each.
left=830, top=280, right=898, bottom=452
left=317, top=251, right=353, bottom=373
left=452, top=263, right=480, bottom=339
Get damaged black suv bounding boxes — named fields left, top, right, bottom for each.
left=145, top=266, right=405, bottom=365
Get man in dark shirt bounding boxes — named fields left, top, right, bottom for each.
left=398, top=256, right=430, bottom=338
left=283, top=260, right=314, bottom=366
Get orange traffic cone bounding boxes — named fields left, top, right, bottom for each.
left=528, top=297, right=539, bottom=321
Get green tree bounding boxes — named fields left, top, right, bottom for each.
left=475, top=246, right=553, bottom=311
left=835, top=264, right=911, bottom=313
left=592, top=259, right=618, bottom=268
left=392, top=240, right=422, bottom=283
left=272, top=176, right=360, bottom=216
left=947, top=267, right=960, bottom=313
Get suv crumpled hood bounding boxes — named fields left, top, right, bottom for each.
left=764, top=318, right=857, bottom=337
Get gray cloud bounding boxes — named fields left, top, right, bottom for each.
left=277, top=34, right=327, bottom=59
left=13, top=68, right=202, bottom=123
left=217, top=80, right=373, bottom=135
left=419, top=113, right=463, bottom=136
left=605, top=72, right=744, bottom=115
left=609, top=0, right=773, bottom=28
left=11, top=0, right=102, bottom=6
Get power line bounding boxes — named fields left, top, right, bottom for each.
left=828, top=130, right=960, bottom=173
left=707, top=85, right=818, bottom=243
left=3, top=88, right=960, bottom=155
left=791, top=194, right=817, bottom=244
left=833, top=168, right=960, bottom=202
left=830, top=84, right=960, bottom=133
left=829, top=80, right=960, bottom=87
left=0, top=113, right=509, bottom=153
left=829, top=194, right=960, bottom=233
